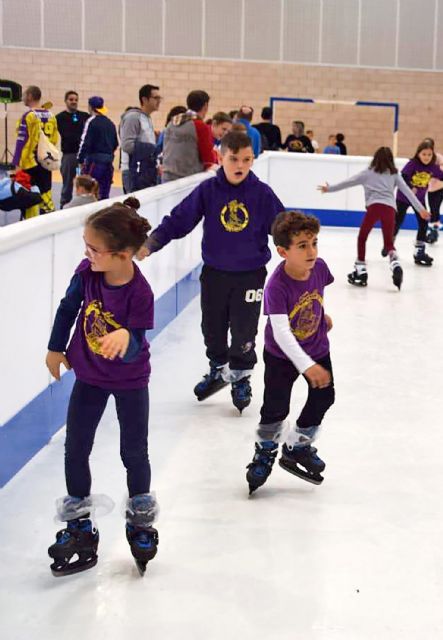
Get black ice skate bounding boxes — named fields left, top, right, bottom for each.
left=246, top=441, right=278, bottom=495
left=347, top=270, right=368, bottom=287
left=414, top=245, right=433, bottom=266
left=48, top=517, right=98, bottom=577
left=194, top=362, right=229, bottom=401
left=231, top=376, right=252, bottom=414
left=126, top=525, right=159, bottom=576
left=279, top=444, right=325, bottom=485
left=426, top=227, right=439, bottom=244
left=390, top=260, right=403, bottom=290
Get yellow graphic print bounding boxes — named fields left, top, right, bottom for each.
left=220, top=199, right=249, bottom=232
left=411, top=171, right=431, bottom=189
left=289, top=290, right=323, bottom=341
left=83, top=300, right=122, bottom=355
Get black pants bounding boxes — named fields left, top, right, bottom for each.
left=60, top=152, right=78, bottom=207
left=200, top=265, right=267, bottom=371
left=65, top=380, right=151, bottom=498
left=260, top=350, right=335, bottom=427
left=395, top=200, right=427, bottom=242
left=428, top=189, right=443, bottom=223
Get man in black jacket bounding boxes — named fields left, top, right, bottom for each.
left=56, top=91, right=89, bottom=207
left=78, top=96, right=118, bottom=200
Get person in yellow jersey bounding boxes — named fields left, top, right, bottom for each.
left=13, top=85, right=59, bottom=218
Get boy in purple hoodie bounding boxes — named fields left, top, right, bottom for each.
left=142, top=131, right=284, bottom=413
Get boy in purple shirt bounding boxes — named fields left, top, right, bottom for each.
left=246, top=211, right=335, bottom=494
left=141, top=131, right=284, bottom=413
left=46, top=200, right=158, bottom=577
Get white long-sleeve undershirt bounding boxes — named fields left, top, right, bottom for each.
left=269, top=314, right=315, bottom=374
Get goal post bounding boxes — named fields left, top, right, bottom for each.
left=269, top=97, right=400, bottom=156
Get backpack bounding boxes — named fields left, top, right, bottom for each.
left=37, top=129, right=60, bottom=171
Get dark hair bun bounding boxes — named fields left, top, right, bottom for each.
left=123, top=196, right=141, bottom=210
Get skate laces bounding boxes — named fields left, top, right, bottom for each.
left=251, top=441, right=278, bottom=476
left=232, top=377, right=251, bottom=400
left=58, top=518, right=92, bottom=544
left=127, top=525, right=156, bottom=549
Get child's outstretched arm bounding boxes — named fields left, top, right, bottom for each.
left=270, top=315, right=331, bottom=389
left=318, top=170, right=365, bottom=194
left=46, top=273, right=84, bottom=380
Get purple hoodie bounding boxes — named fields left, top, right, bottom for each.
left=397, top=158, right=443, bottom=205
left=146, top=168, right=285, bottom=271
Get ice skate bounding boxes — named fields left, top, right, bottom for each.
left=231, top=376, right=252, bottom=414
left=414, top=244, right=433, bottom=266
left=426, top=227, right=439, bottom=244
left=194, top=361, right=229, bottom=401
left=126, top=494, right=159, bottom=576
left=246, top=441, right=278, bottom=495
left=389, top=256, right=403, bottom=290
left=279, top=444, right=325, bottom=485
left=347, top=261, right=368, bottom=287
left=48, top=517, right=98, bottom=577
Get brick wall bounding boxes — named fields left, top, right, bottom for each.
left=0, top=47, right=440, bottom=158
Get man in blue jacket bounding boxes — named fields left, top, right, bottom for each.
left=78, top=96, right=118, bottom=200
left=140, top=130, right=284, bottom=413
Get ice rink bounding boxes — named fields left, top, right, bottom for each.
left=1, top=226, right=443, bottom=640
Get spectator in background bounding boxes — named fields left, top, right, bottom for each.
left=156, top=105, right=187, bottom=155
left=283, top=121, right=314, bottom=153
left=336, top=133, right=347, bottom=155
left=120, top=84, right=162, bottom=193
left=162, top=90, right=216, bottom=183
left=229, top=110, right=238, bottom=120
left=211, top=112, right=233, bottom=145
left=64, top=174, right=98, bottom=208
left=56, top=91, right=89, bottom=207
left=323, top=135, right=341, bottom=155
left=253, top=107, right=282, bottom=150
left=78, top=96, right=118, bottom=200
left=13, top=85, right=59, bottom=218
left=235, top=106, right=261, bottom=157
left=306, top=129, right=319, bottom=153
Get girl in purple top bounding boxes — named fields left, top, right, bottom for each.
left=46, top=199, right=158, bottom=577
left=246, top=211, right=335, bottom=495
left=395, top=139, right=443, bottom=266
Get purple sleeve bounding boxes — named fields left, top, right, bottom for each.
left=263, top=278, right=288, bottom=316
left=12, top=114, right=29, bottom=165
left=146, top=186, right=205, bottom=252
left=127, top=281, right=154, bottom=330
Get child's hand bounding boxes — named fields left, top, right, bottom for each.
left=46, top=351, right=71, bottom=381
left=419, top=209, right=431, bottom=221
left=318, top=183, right=329, bottom=193
left=304, top=364, right=331, bottom=389
left=97, top=329, right=130, bottom=360
left=325, top=314, right=333, bottom=332
left=136, top=245, right=150, bottom=261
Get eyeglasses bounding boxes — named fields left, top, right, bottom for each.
left=85, top=243, right=114, bottom=257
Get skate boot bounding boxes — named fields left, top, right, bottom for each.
left=246, top=441, right=278, bottom=495
left=231, top=376, right=252, bottom=414
left=126, top=494, right=159, bottom=576
left=347, top=261, right=368, bottom=287
left=414, top=243, right=433, bottom=266
left=389, top=255, right=403, bottom=290
left=279, top=443, right=325, bottom=485
left=48, top=517, right=99, bottom=577
left=194, top=361, right=229, bottom=401
left=426, top=226, right=439, bottom=244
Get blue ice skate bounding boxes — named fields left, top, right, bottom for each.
left=279, top=444, right=325, bottom=485
left=246, top=441, right=278, bottom=494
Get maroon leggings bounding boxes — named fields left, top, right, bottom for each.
left=358, top=203, right=395, bottom=261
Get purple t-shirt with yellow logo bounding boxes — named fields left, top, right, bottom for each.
left=264, top=258, right=334, bottom=362
left=66, top=259, right=153, bottom=389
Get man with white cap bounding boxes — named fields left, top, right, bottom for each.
left=77, top=96, right=118, bottom=200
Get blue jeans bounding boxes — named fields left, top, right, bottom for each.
left=65, top=380, right=150, bottom=498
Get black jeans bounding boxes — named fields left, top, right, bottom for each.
left=260, top=350, right=335, bottom=427
left=395, top=200, right=427, bottom=242
left=65, top=380, right=150, bottom=498
left=428, top=189, right=443, bottom=223
left=60, top=152, right=78, bottom=207
left=200, top=265, right=267, bottom=371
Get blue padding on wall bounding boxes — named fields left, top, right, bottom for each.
left=0, top=264, right=203, bottom=488
left=292, top=207, right=418, bottom=230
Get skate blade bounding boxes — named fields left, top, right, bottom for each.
left=135, top=559, right=147, bottom=576
left=195, top=380, right=229, bottom=402
left=278, top=460, right=324, bottom=485
left=348, top=278, right=367, bottom=287
left=50, top=556, right=98, bottom=577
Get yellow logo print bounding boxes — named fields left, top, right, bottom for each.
left=411, top=171, right=431, bottom=189
left=83, top=300, right=122, bottom=355
left=289, top=290, right=323, bottom=341
left=220, top=200, right=249, bottom=232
